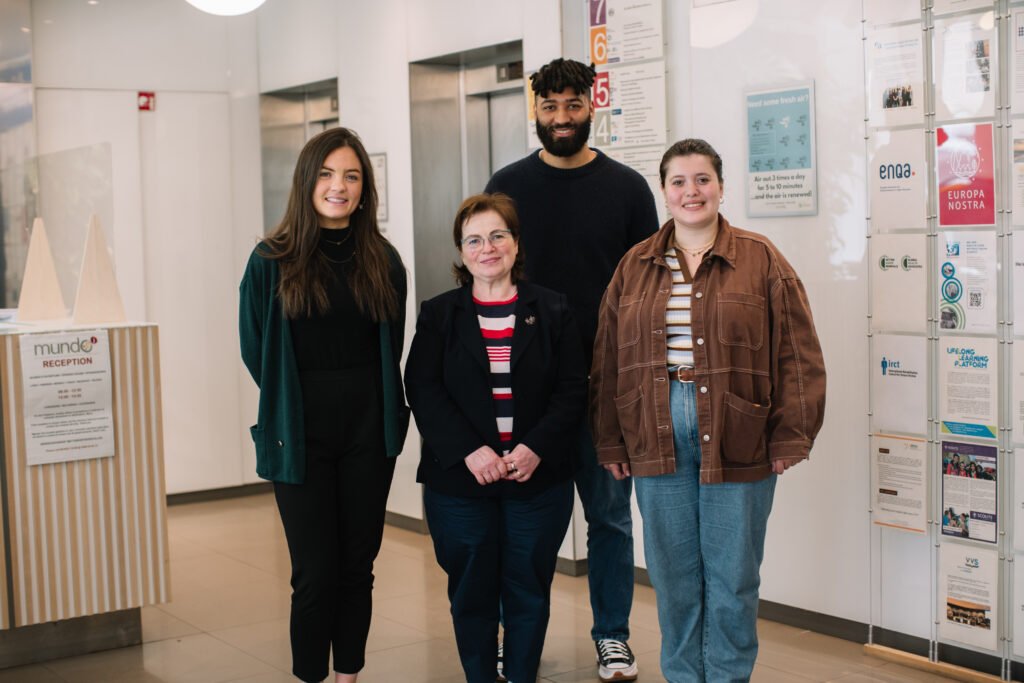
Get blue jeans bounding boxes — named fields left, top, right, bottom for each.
left=634, top=381, right=776, bottom=683
left=424, top=481, right=574, bottom=683
left=575, top=419, right=634, bottom=640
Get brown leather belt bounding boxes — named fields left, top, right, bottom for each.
left=671, top=366, right=695, bottom=382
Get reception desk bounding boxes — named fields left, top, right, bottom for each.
left=0, top=322, right=168, bottom=663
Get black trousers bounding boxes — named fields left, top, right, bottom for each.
left=273, top=367, right=396, bottom=682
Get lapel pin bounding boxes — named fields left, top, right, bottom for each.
left=525, top=315, right=536, bottom=326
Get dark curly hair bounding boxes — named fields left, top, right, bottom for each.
left=529, top=58, right=596, bottom=99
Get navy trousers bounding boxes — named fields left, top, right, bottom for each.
left=424, top=480, right=574, bottom=683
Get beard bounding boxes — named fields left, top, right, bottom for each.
left=536, top=118, right=591, bottom=157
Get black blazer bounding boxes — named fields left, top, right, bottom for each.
left=404, top=282, right=585, bottom=498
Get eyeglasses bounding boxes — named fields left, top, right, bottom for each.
left=460, top=230, right=513, bottom=253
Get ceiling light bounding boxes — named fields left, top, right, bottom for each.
left=184, top=0, right=267, bottom=16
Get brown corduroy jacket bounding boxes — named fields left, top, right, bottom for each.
left=589, top=215, right=826, bottom=484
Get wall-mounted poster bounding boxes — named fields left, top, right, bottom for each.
left=936, top=123, right=995, bottom=227
left=590, top=61, right=666, bottom=149
left=939, top=336, right=998, bottom=440
left=369, top=153, right=388, bottom=224
left=1016, top=234, right=1024, bottom=328
left=587, top=0, right=663, bottom=65
left=938, top=231, right=997, bottom=333
left=1014, top=554, right=1024, bottom=657
left=871, top=335, right=927, bottom=435
left=745, top=82, right=817, bottom=217
left=941, top=440, right=998, bottom=543
left=866, top=25, right=925, bottom=127
left=869, top=130, right=927, bottom=230
left=870, top=234, right=927, bottom=333
left=940, top=545, right=998, bottom=651
left=871, top=434, right=927, bottom=533
left=933, top=12, right=996, bottom=121
left=1011, top=121, right=1024, bottom=226
left=19, top=330, right=115, bottom=465
left=606, top=146, right=666, bottom=224
left=1014, top=345, right=1024, bottom=443
left=1015, top=449, right=1024, bottom=552
left=1013, top=10, right=1024, bottom=114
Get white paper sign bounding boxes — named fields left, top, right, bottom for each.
left=1014, top=449, right=1024, bottom=552
left=940, top=544, right=998, bottom=650
left=871, top=234, right=927, bottom=333
left=606, top=145, right=666, bottom=224
left=1012, top=121, right=1024, bottom=227
left=871, top=434, right=927, bottom=533
left=869, top=129, right=927, bottom=230
left=1014, top=344, right=1024, bottom=444
left=590, top=61, right=667, bottom=149
left=938, top=231, right=997, bottom=334
left=939, top=336, right=998, bottom=440
left=1013, top=10, right=1024, bottom=116
left=867, top=24, right=925, bottom=127
left=1014, top=553, right=1024, bottom=657
left=933, top=12, right=996, bottom=121
left=872, top=335, right=928, bottom=435
left=20, top=330, right=114, bottom=465
left=1014, top=233, right=1024, bottom=323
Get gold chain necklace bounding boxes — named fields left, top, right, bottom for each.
left=676, top=234, right=716, bottom=258
left=320, top=229, right=351, bottom=247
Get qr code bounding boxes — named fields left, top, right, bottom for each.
left=969, top=289, right=983, bottom=308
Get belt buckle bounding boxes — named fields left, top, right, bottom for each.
left=673, top=367, right=695, bottom=383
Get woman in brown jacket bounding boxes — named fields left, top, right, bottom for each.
left=589, top=138, right=826, bottom=682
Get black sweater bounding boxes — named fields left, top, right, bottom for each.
left=485, top=149, right=659, bottom=369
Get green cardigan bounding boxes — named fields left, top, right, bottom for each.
left=238, top=243, right=410, bottom=484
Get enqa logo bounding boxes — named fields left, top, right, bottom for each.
left=879, top=162, right=914, bottom=179
left=33, top=336, right=98, bottom=356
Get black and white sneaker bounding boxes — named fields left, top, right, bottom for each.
left=496, top=640, right=506, bottom=682
left=596, top=638, right=638, bottom=682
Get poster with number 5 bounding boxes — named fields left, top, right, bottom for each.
left=589, top=61, right=666, bottom=150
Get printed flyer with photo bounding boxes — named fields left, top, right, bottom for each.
left=866, top=24, right=925, bottom=127
left=940, top=545, right=998, bottom=650
left=933, top=12, right=996, bottom=121
left=941, top=440, right=997, bottom=543
left=938, top=231, right=997, bottom=333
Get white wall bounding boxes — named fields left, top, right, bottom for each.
left=683, top=0, right=872, bottom=626
left=31, top=0, right=262, bottom=493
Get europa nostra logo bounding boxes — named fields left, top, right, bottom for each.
left=33, top=336, right=99, bottom=356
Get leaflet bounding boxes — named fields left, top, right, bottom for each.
left=940, top=545, right=998, bottom=651
left=939, top=336, right=998, bottom=440
left=871, top=434, right=927, bottom=533
left=941, top=440, right=997, bottom=544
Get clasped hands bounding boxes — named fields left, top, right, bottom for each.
left=464, top=443, right=540, bottom=486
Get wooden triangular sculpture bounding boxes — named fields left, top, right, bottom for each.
left=72, top=214, right=126, bottom=325
left=17, top=217, right=67, bottom=321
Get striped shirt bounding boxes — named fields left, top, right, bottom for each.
left=664, top=247, right=694, bottom=369
left=475, top=294, right=517, bottom=453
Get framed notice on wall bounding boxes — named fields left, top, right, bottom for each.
left=745, top=82, right=817, bottom=217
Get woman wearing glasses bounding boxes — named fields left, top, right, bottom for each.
left=404, top=193, right=585, bottom=683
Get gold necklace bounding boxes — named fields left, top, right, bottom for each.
left=320, top=229, right=351, bottom=246
left=676, top=235, right=716, bottom=258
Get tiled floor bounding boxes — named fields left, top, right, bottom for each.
left=0, top=494, right=954, bottom=682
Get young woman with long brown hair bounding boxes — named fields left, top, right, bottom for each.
left=240, top=127, right=409, bottom=683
